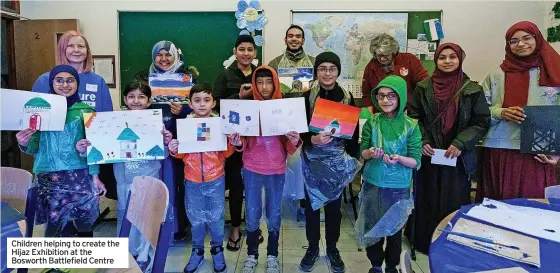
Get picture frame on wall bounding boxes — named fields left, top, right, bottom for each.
left=92, top=55, right=116, bottom=88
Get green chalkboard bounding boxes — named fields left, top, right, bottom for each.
left=407, top=11, right=443, bottom=75
left=118, top=11, right=263, bottom=105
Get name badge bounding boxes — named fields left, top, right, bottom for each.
left=86, top=84, right=98, bottom=92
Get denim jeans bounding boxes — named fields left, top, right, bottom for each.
left=185, top=176, right=226, bottom=249
left=242, top=168, right=285, bottom=257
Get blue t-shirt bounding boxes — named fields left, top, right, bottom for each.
left=32, top=71, right=113, bottom=112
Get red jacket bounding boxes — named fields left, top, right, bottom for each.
left=171, top=142, right=235, bottom=183
left=361, top=52, right=428, bottom=109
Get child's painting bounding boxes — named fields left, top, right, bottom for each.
left=520, top=105, right=560, bottom=155
left=1, top=88, right=67, bottom=131
left=220, top=99, right=260, bottom=136
left=148, top=73, right=193, bottom=104
left=278, top=67, right=313, bottom=94
left=83, top=109, right=165, bottom=164
left=177, top=117, right=227, bottom=153
left=309, top=98, right=361, bottom=139
left=259, top=98, right=308, bottom=136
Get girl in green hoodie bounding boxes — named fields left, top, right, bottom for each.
left=355, top=75, right=422, bottom=273
left=16, top=65, right=106, bottom=238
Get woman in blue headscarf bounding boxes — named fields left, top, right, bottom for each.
left=16, top=65, right=106, bottom=238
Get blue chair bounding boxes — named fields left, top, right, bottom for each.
left=117, top=176, right=172, bottom=273
left=1, top=167, right=38, bottom=273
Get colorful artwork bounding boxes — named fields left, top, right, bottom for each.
left=148, top=73, right=193, bottom=104
left=259, top=98, right=308, bottom=136
left=1, top=88, right=67, bottom=131
left=177, top=117, right=227, bottom=153
left=309, top=98, right=361, bottom=139
left=83, top=109, right=165, bottom=164
left=278, top=67, right=314, bottom=94
left=520, top=105, right=560, bottom=155
left=220, top=99, right=260, bottom=136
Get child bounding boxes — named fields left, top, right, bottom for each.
left=237, top=66, right=301, bottom=273
left=77, top=82, right=172, bottom=272
left=16, top=65, right=106, bottom=238
left=168, top=83, right=239, bottom=273
left=357, top=75, right=422, bottom=273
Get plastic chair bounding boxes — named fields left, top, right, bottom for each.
left=545, top=185, right=560, bottom=199
left=105, top=176, right=172, bottom=273
left=400, top=250, right=415, bottom=273
left=0, top=167, right=38, bottom=273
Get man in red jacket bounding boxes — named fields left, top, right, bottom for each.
left=362, top=34, right=428, bottom=113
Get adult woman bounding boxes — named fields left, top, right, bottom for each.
left=32, top=30, right=113, bottom=112
left=135, top=40, right=199, bottom=240
left=361, top=34, right=428, bottom=113
left=408, top=43, right=490, bottom=253
left=477, top=21, right=560, bottom=201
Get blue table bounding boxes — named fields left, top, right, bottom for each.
left=1, top=202, right=26, bottom=273
left=429, top=199, right=560, bottom=273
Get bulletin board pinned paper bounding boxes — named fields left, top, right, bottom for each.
left=177, top=117, right=227, bottom=153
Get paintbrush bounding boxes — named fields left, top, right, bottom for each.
left=437, top=228, right=520, bottom=250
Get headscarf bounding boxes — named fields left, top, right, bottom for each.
left=149, top=40, right=184, bottom=74
left=500, top=21, right=560, bottom=107
left=49, top=65, right=81, bottom=108
left=432, top=43, right=465, bottom=134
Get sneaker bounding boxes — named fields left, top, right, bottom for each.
left=369, top=266, right=383, bottom=273
left=184, top=248, right=204, bottom=273
left=266, top=255, right=280, bottom=273
left=210, top=246, right=227, bottom=273
left=326, top=249, right=345, bottom=273
left=298, top=249, right=319, bottom=272
left=241, top=255, right=258, bottom=273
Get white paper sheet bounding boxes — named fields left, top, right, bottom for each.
left=1, top=89, right=67, bottom=131
left=406, top=39, right=429, bottom=54
left=83, top=109, right=165, bottom=164
left=259, top=98, right=308, bottom=136
left=475, top=268, right=529, bottom=273
left=177, top=117, right=227, bottom=153
left=431, top=149, right=457, bottom=166
left=466, top=198, right=560, bottom=243
left=219, top=99, right=260, bottom=136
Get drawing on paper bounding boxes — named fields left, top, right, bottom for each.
left=83, top=109, right=165, bottom=164
left=259, top=98, right=308, bottom=137
left=197, top=122, right=211, bottom=141
left=220, top=99, right=260, bottom=136
left=177, top=117, right=227, bottom=153
left=1, top=89, right=67, bottom=131
left=309, top=98, right=361, bottom=139
left=278, top=67, right=313, bottom=94
left=148, top=73, right=193, bottom=104
left=520, top=105, right=560, bottom=155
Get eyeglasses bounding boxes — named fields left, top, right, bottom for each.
left=376, top=92, right=398, bottom=101
left=317, top=67, right=338, bottom=74
left=53, top=77, right=77, bottom=86
left=508, top=35, right=535, bottom=47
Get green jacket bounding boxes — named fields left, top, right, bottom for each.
left=21, top=102, right=99, bottom=175
left=360, top=75, right=422, bottom=189
left=408, top=76, right=490, bottom=175
left=268, top=49, right=315, bottom=71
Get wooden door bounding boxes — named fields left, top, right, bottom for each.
left=13, top=19, right=78, bottom=172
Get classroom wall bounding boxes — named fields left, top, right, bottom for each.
left=20, top=0, right=549, bottom=109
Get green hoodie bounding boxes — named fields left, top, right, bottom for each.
left=21, top=102, right=99, bottom=175
left=360, top=75, right=422, bottom=189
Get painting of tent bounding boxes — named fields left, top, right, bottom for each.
left=83, top=109, right=165, bottom=164
left=22, top=97, right=52, bottom=130
left=308, top=98, right=361, bottom=139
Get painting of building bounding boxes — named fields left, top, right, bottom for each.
left=22, top=97, right=51, bottom=130
left=117, top=122, right=140, bottom=159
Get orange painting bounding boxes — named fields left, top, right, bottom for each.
left=308, top=98, right=360, bottom=139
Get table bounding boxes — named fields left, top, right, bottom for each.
left=429, top=199, right=560, bottom=273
